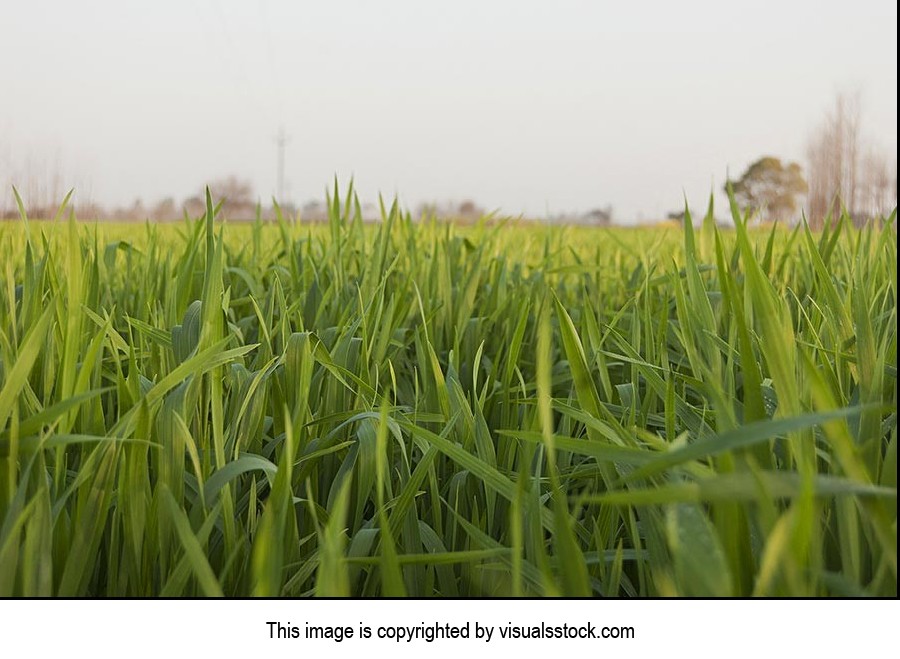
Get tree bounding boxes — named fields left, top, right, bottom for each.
left=457, top=199, right=483, bottom=218
left=726, top=156, right=807, bottom=223
left=806, top=91, right=863, bottom=228
left=112, top=197, right=149, bottom=221
left=301, top=199, right=326, bottom=221
left=209, top=176, right=255, bottom=218
left=859, top=147, right=895, bottom=220
left=807, top=92, right=897, bottom=228
left=152, top=197, right=177, bottom=221
left=584, top=205, right=613, bottom=226
left=208, top=176, right=253, bottom=205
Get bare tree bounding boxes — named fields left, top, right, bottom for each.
left=859, top=147, right=895, bottom=219
left=184, top=176, right=257, bottom=219
left=5, top=150, right=67, bottom=218
left=209, top=176, right=256, bottom=218
left=74, top=201, right=108, bottom=221
left=301, top=199, right=327, bottom=222
left=209, top=176, right=253, bottom=206
left=152, top=197, right=178, bottom=221
left=112, top=198, right=149, bottom=222
left=807, top=91, right=898, bottom=227
left=806, top=92, right=863, bottom=228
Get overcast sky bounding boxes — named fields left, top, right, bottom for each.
left=1, top=0, right=897, bottom=222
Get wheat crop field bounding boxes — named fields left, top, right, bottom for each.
left=0, top=186, right=896, bottom=597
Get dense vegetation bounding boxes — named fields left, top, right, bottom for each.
left=0, top=186, right=895, bottom=596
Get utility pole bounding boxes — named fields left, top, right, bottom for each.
left=275, top=126, right=290, bottom=203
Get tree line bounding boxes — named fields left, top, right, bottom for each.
left=727, top=92, right=896, bottom=228
left=3, top=93, right=895, bottom=226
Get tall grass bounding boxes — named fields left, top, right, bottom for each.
left=0, top=185, right=895, bottom=596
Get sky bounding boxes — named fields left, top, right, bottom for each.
left=0, top=0, right=897, bottom=222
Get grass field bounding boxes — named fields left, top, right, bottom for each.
left=0, top=185, right=896, bottom=597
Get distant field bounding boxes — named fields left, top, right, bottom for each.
left=0, top=190, right=895, bottom=596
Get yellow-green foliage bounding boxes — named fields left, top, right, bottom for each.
left=0, top=187, right=896, bottom=596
